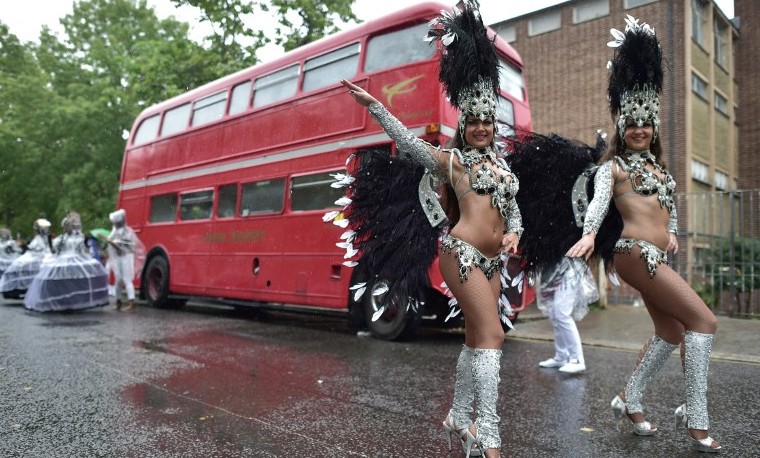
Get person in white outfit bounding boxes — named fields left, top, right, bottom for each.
left=537, top=257, right=599, bottom=374
left=107, top=209, right=136, bottom=311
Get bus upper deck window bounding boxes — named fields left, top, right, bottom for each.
left=498, top=58, right=525, bottom=102
left=229, top=81, right=252, bottom=116
left=161, top=103, right=191, bottom=137
left=302, top=43, right=359, bottom=93
left=365, top=23, right=435, bottom=73
left=192, top=91, right=227, bottom=127
left=253, top=65, right=299, bottom=108
left=132, top=114, right=160, bottom=146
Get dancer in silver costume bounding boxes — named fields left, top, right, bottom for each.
left=341, top=4, right=521, bottom=455
left=567, top=16, right=720, bottom=453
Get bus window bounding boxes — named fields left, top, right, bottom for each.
left=496, top=96, right=515, bottom=134
left=192, top=91, right=227, bottom=127
left=217, top=184, right=238, bottom=218
left=291, top=171, right=346, bottom=211
left=364, top=23, right=435, bottom=73
left=150, top=193, right=177, bottom=223
left=498, top=58, right=525, bottom=102
left=253, top=65, right=299, bottom=108
left=132, top=114, right=160, bottom=146
left=302, top=43, right=359, bottom=93
left=229, top=81, right=252, bottom=115
left=161, top=103, right=191, bottom=137
left=240, top=179, right=286, bottom=216
left=180, top=190, right=214, bottom=221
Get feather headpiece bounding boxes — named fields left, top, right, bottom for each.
left=607, top=15, right=663, bottom=141
left=425, top=0, right=500, bottom=133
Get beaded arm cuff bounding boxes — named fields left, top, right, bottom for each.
left=504, top=197, right=523, bottom=239
left=367, top=103, right=441, bottom=177
left=668, top=207, right=678, bottom=234
left=582, top=160, right=613, bottom=236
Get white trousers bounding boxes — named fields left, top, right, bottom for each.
left=111, top=253, right=135, bottom=301
left=548, top=283, right=585, bottom=364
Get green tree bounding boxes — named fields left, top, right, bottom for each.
left=700, top=237, right=760, bottom=316
left=269, top=0, right=358, bottom=52
left=172, top=0, right=360, bottom=62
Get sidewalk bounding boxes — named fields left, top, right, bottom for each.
left=511, top=303, right=760, bottom=364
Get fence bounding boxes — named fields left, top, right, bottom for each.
left=606, top=189, right=760, bottom=318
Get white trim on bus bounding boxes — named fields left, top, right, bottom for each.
left=119, top=126, right=448, bottom=191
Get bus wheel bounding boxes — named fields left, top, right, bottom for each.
left=362, top=278, right=421, bottom=341
left=144, top=256, right=182, bottom=309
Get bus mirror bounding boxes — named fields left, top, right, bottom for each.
left=425, top=123, right=440, bottom=135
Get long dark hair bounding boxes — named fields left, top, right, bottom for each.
left=599, top=128, right=666, bottom=169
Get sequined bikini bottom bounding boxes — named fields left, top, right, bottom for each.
left=613, top=237, right=668, bottom=278
left=441, top=234, right=501, bottom=282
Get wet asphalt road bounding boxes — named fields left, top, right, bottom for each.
left=1, top=299, right=758, bottom=458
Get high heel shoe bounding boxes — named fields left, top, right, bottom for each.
left=610, top=395, right=657, bottom=436
left=443, top=415, right=482, bottom=457
left=674, top=404, right=721, bottom=453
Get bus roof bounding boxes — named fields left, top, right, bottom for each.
left=136, top=1, right=523, bottom=119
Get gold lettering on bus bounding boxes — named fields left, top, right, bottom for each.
left=397, top=108, right=435, bottom=122
left=204, top=230, right=265, bottom=243
left=382, top=74, right=426, bottom=107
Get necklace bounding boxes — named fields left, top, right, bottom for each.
left=623, top=149, right=676, bottom=213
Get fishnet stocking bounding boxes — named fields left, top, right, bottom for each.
left=439, top=248, right=504, bottom=349
left=613, top=248, right=717, bottom=342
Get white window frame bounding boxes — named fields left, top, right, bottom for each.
left=691, top=0, right=708, bottom=48
left=574, top=0, right=609, bottom=24
left=714, top=91, right=729, bottom=116
left=691, top=159, right=710, bottom=184
left=624, top=0, right=658, bottom=8
left=691, top=72, right=708, bottom=101
left=528, top=11, right=561, bottom=36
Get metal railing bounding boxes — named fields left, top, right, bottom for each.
left=607, top=189, right=760, bottom=318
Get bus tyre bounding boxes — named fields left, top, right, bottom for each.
left=144, top=256, right=183, bottom=309
left=362, top=278, right=422, bottom=341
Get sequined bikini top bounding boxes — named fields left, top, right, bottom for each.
left=618, top=150, right=676, bottom=214
left=451, top=146, right=519, bottom=219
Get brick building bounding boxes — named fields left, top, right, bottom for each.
left=491, top=0, right=749, bottom=304
left=491, top=0, right=739, bottom=195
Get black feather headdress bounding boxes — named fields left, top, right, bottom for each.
left=607, top=15, right=663, bottom=140
left=425, top=0, right=500, bottom=130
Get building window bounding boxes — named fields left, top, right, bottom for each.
left=574, top=0, right=609, bottom=23
left=715, top=171, right=729, bottom=190
left=624, top=0, right=657, bottom=8
left=692, top=0, right=707, bottom=48
left=497, top=25, right=516, bottom=43
left=691, top=159, right=709, bottom=184
left=528, top=11, right=561, bottom=36
left=714, top=18, right=728, bottom=68
left=692, top=72, right=708, bottom=101
left=714, top=91, right=729, bottom=116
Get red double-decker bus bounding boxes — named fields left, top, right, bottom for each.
left=118, top=2, right=533, bottom=340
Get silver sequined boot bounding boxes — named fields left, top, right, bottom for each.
left=443, top=345, right=482, bottom=456
left=472, top=348, right=502, bottom=451
left=673, top=331, right=721, bottom=452
left=625, top=335, right=678, bottom=414
left=611, top=335, right=677, bottom=435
